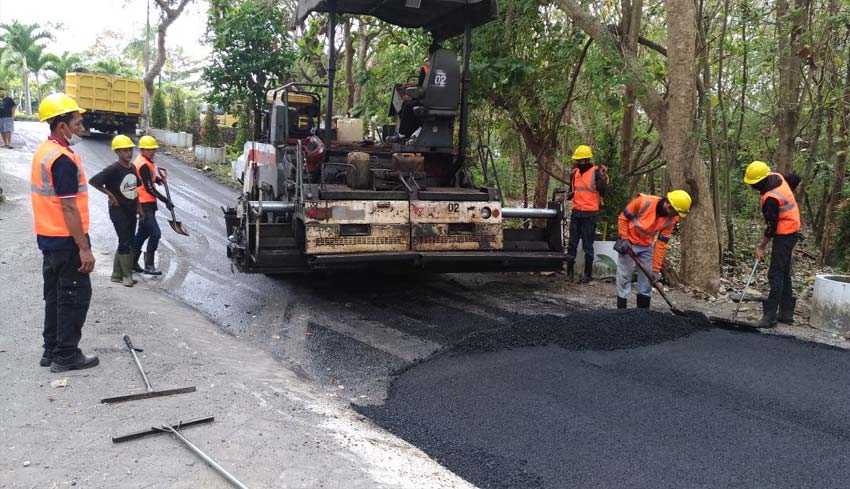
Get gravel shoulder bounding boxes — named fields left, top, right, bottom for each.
left=0, top=129, right=473, bottom=489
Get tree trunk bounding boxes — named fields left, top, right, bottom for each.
left=619, top=0, right=643, bottom=193
left=665, top=0, right=720, bottom=293
left=343, top=19, right=355, bottom=114
left=775, top=0, right=809, bottom=173
left=353, top=22, right=369, bottom=107
left=23, top=57, right=32, bottom=116
left=143, top=0, right=191, bottom=103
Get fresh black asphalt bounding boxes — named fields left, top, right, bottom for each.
left=357, top=310, right=850, bottom=488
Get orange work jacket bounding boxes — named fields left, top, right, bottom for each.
left=30, top=140, right=89, bottom=237
left=618, top=194, right=679, bottom=272
left=133, top=154, right=158, bottom=204
left=571, top=166, right=601, bottom=212
left=761, top=173, right=801, bottom=235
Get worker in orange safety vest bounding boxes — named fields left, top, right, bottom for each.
left=30, top=93, right=99, bottom=372
left=565, top=145, right=608, bottom=283
left=743, top=161, right=802, bottom=328
left=613, top=190, right=692, bottom=309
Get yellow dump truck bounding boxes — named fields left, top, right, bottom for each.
left=65, top=72, right=143, bottom=134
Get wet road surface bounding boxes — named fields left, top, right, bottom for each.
left=12, top=123, right=850, bottom=488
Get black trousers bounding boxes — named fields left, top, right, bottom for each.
left=43, top=249, right=92, bottom=360
left=109, top=205, right=137, bottom=254
left=567, top=212, right=597, bottom=262
left=133, top=203, right=161, bottom=253
left=766, top=233, right=798, bottom=311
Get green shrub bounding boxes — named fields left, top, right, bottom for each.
left=151, top=88, right=168, bottom=129
left=169, top=88, right=186, bottom=132
left=200, top=106, right=222, bottom=147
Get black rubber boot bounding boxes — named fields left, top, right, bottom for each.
left=636, top=294, right=651, bottom=309
left=617, top=297, right=628, bottom=309
left=756, top=301, right=778, bottom=328
left=579, top=258, right=593, bottom=284
left=778, top=297, right=796, bottom=325
left=143, top=252, right=162, bottom=275
left=132, top=249, right=144, bottom=273
left=566, top=261, right=575, bottom=281
left=40, top=349, right=53, bottom=367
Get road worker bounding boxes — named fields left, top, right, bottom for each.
left=88, top=135, right=141, bottom=287
left=565, top=145, right=608, bottom=283
left=131, top=135, right=172, bottom=275
left=31, top=93, right=98, bottom=372
left=743, top=161, right=802, bottom=327
left=613, top=190, right=692, bottom=309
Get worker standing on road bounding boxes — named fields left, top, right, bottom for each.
left=743, top=161, right=801, bottom=328
left=88, top=135, right=142, bottom=287
left=0, top=86, right=16, bottom=148
left=31, top=93, right=98, bottom=372
left=565, top=145, right=608, bottom=283
left=613, top=190, right=692, bottom=309
left=131, top=135, right=172, bottom=275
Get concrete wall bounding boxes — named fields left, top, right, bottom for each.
left=194, top=145, right=227, bottom=164
left=148, top=128, right=193, bottom=148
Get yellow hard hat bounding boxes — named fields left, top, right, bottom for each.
left=572, top=145, right=593, bottom=160
left=138, top=135, right=159, bottom=149
left=111, top=134, right=135, bottom=151
left=666, top=190, right=692, bottom=218
left=743, top=161, right=771, bottom=184
left=38, top=93, right=86, bottom=122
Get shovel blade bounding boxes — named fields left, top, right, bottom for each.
left=169, top=220, right=190, bottom=236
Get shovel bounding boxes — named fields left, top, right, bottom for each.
left=708, top=258, right=761, bottom=329
left=157, top=167, right=190, bottom=236
left=625, top=247, right=689, bottom=316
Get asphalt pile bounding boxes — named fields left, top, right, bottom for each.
left=357, top=309, right=850, bottom=489
left=450, top=308, right=710, bottom=354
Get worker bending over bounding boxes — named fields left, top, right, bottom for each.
left=565, top=145, right=608, bottom=283
left=613, top=190, right=692, bottom=309
left=743, top=161, right=801, bottom=328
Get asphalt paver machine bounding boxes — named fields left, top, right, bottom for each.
left=225, top=0, right=567, bottom=273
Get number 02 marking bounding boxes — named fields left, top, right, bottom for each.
left=448, top=203, right=459, bottom=212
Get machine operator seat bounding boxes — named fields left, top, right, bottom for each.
left=410, top=48, right=460, bottom=149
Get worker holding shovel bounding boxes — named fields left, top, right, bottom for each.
left=743, top=161, right=801, bottom=328
left=131, top=135, right=173, bottom=275
left=613, top=190, right=692, bottom=309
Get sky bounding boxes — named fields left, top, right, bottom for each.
left=0, top=0, right=211, bottom=61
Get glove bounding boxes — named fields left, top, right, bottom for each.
left=166, top=200, right=175, bottom=210
left=613, top=238, right=631, bottom=255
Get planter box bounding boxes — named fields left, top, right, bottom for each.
left=811, top=274, right=850, bottom=333
left=195, top=145, right=227, bottom=164
left=148, top=128, right=193, bottom=148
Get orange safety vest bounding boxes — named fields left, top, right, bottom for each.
left=626, top=194, right=678, bottom=247
left=760, top=173, right=801, bottom=235
left=133, top=154, right=157, bottom=204
left=571, top=166, right=601, bottom=212
left=30, top=140, right=90, bottom=237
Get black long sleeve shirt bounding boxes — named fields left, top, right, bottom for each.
left=138, top=164, right=169, bottom=203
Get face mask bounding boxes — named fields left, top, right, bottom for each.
left=63, top=125, right=82, bottom=146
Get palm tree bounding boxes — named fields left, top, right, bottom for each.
left=91, top=58, right=137, bottom=77
left=24, top=44, right=57, bottom=102
left=0, top=21, right=52, bottom=115
left=47, top=51, right=82, bottom=89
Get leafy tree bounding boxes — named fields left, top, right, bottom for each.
left=23, top=44, right=57, bottom=101
left=90, top=58, right=138, bottom=77
left=185, top=99, right=200, bottom=128
left=200, top=105, right=222, bottom=147
left=144, top=0, right=192, bottom=123
left=204, top=0, right=295, bottom=139
left=169, top=87, right=186, bottom=132
left=0, top=21, right=51, bottom=114
left=46, top=51, right=82, bottom=89
left=151, top=88, right=168, bottom=129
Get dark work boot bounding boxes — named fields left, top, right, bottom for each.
left=617, top=297, right=628, bottom=309
left=579, top=258, right=593, bottom=284
left=132, top=249, right=144, bottom=273
left=756, top=301, right=778, bottom=328
left=111, top=253, right=122, bottom=283
left=636, top=294, right=651, bottom=309
left=778, top=297, right=796, bottom=325
left=40, top=349, right=54, bottom=367
left=50, top=352, right=99, bottom=373
left=143, top=252, right=162, bottom=276
left=566, top=261, right=575, bottom=281
left=118, top=254, right=135, bottom=287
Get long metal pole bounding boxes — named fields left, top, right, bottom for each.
left=144, top=0, right=151, bottom=131
left=457, top=23, right=472, bottom=169
left=161, top=426, right=250, bottom=489
left=324, top=0, right=337, bottom=151
left=124, top=335, right=153, bottom=392
left=732, top=258, right=759, bottom=321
